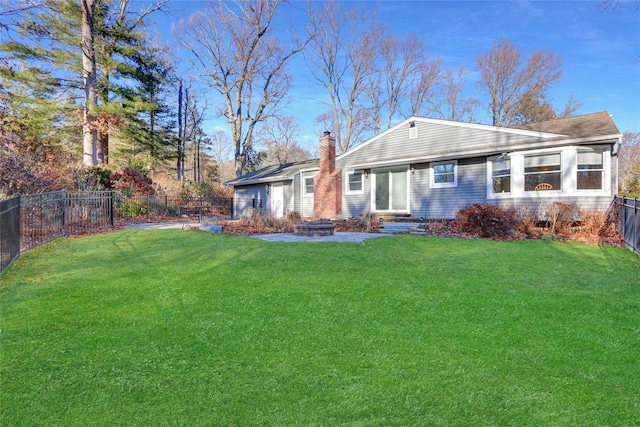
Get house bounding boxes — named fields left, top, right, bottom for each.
left=226, top=112, right=621, bottom=220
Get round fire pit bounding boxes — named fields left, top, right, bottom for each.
left=294, top=220, right=336, bottom=237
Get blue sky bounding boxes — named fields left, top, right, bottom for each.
left=153, top=0, right=639, bottom=152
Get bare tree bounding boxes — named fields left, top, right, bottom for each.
left=377, top=34, right=441, bottom=130
left=175, top=0, right=312, bottom=178
left=255, top=115, right=311, bottom=166
left=208, top=129, right=235, bottom=183
left=407, top=57, right=442, bottom=118
left=306, top=1, right=383, bottom=153
left=430, top=65, right=480, bottom=122
left=513, top=91, right=582, bottom=125
left=475, top=37, right=564, bottom=127
left=619, top=131, right=640, bottom=195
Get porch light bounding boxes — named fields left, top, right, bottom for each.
left=411, top=165, right=416, bottom=174
left=265, top=184, right=270, bottom=195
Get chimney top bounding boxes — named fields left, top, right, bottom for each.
left=323, top=131, right=331, bottom=136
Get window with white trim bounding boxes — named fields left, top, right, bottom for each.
left=524, top=153, right=561, bottom=191
left=304, top=177, right=314, bottom=195
left=577, top=149, right=604, bottom=190
left=347, top=172, right=363, bottom=193
left=431, top=160, right=457, bottom=188
left=491, top=157, right=511, bottom=194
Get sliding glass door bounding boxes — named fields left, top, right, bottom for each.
left=374, top=169, right=408, bottom=211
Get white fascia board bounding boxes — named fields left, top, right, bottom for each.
left=336, top=116, right=563, bottom=162
left=227, top=176, right=293, bottom=187
left=297, top=167, right=319, bottom=174
left=349, top=135, right=620, bottom=170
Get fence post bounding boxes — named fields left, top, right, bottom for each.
left=109, top=191, right=114, bottom=227
left=61, top=190, right=67, bottom=236
left=635, top=198, right=638, bottom=254
left=18, top=194, right=22, bottom=255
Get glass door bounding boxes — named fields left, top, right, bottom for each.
left=375, top=172, right=389, bottom=211
left=374, top=169, right=407, bottom=211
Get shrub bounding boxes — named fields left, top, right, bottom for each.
left=118, top=200, right=148, bottom=218
left=109, top=168, right=155, bottom=195
left=453, top=204, right=520, bottom=238
left=285, top=211, right=302, bottom=225
left=539, top=202, right=579, bottom=234
left=357, top=211, right=381, bottom=231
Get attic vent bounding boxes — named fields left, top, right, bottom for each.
left=409, top=122, right=417, bottom=139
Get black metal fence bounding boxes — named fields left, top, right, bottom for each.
left=20, top=191, right=114, bottom=252
left=114, top=193, right=232, bottom=221
left=615, top=196, right=640, bottom=255
left=0, top=191, right=233, bottom=274
left=0, top=196, right=20, bottom=273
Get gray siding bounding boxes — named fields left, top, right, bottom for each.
left=410, top=158, right=487, bottom=219
left=293, top=174, right=301, bottom=214
left=490, top=196, right=614, bottom=216
left=283, top=182, right=294, bottom=216
left=338, top=120, right=551, bottom=168
left=341, top=172, right=371, bottom=218
left=300, top=171, right=316, bottom=217
left=234, top=184, right=268, bottom=218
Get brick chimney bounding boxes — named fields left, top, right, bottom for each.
left=313, top=131, right=342, bottom=219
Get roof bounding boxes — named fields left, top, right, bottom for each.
left=225, top=158, right=318, bottom=186
left=511, top=111, right=620, bottom=138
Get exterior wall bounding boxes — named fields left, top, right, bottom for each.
left=341, top=172, right=371, bottom=218
left=300, top=171, right=316, bottom=218
left=337, top=119, right=552, bottom=168
left=283, top=182, right=294, bottom=216
left=233, top=184, right=267, bottom=218
left=490, top=196, right=614, bottom=216
left=234, top=181, right=295, bottom=218
left=410, top=158, right=487, bottom=219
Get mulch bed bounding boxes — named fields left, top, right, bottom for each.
left=69, top=217, right=624, bottom=248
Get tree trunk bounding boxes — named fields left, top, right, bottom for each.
left=177, top=81, right=183, bottom=181
left=81, top=0, right=98, bottom=167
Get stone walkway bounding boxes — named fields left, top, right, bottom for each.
left=124, top=221, right=421, bottom=243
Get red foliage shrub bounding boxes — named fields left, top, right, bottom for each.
left=0, top=135, right=83, bottom=197
left=453, top=204, right=520, bottom=238
left=109, top=168, right=155, bottom=195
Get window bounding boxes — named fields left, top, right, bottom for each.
left=524, top=153, right=561, bottom=191
left=491, top=157, right=511, bottom=193
left=577, top=150, right=604, bottom=190
left=409, top=122, right=417, bottom=139
left=347, top=172, right=363, bottom=193
left=431, top=161, right=457, bottom=188
left=304, top=177, right=314, bottom=195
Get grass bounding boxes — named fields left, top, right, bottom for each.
left=1, top=230, right=639, bottom=426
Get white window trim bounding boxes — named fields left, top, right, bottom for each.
left=345, top=171, right=364, bottom=194
left=430, top=160, right=458, bottom=189
left=523, top=151, right=563, bottom=194
left=486, top=146, right=612, bottom=199
left=303, top=174, right=315, bottom=197
left=576, top=146, right=610, bottom=194
left=369, top=167, right=411, bottom=213
left=486, top=155, right=511, bottom=199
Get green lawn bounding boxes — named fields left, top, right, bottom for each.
left=1, top=230, right=639, bottom=426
